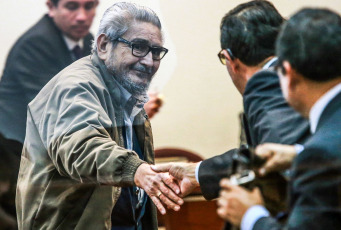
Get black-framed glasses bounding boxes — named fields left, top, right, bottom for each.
left=116, top=37, right=168, bottom=60
left=218, top=48, right=235, bottom=65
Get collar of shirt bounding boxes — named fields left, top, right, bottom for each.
left=63, top=34, right=84, bottom=51
left=262, top=57, right=278, bottom=70
left=309, top=82, right=341, bottom=134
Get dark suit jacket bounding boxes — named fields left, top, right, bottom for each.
left=254, top=91, right=341, bottom=230
left=0, top=14, right=93, bottom=225
left=0, top=14, right=93, bottom=144
left=198, top=69, right=310, bottom=200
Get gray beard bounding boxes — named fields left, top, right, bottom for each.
left=105, top=56, right=151, bottom=96
left=119, top=75, right=150, bottom=96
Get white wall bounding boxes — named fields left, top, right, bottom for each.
left=1, top=0, right=340, bottom=159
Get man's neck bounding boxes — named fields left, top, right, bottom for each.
left=308, top=81, right=341, bottom=133
left=244, top=56, right=276, bottom=84
left=302, top=78, right=341, bottom=118
left=235, top=56, right=276, bottom=95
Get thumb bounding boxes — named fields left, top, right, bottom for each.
left=220, top=178, right=233, bottom=189
left=151, top=163, right=172, bottom=172
left=255, top=144, right=273, bottom=159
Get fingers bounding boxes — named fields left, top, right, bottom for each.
left=136, top=165, right=184, bottom=214
left=149, top=177, right=183, bottom=215
left=216, top=188, right=238, bottom=223
left=161, top=173, right=180, bottom=194
left=220, top=178, right=240, bottom=191
left=151, top=189, right=181, bottom=215
left=255, top=144, right=276, bottom=159
left=256, top=143, right=286, bottom=176
left=151, top=163, right=172, bottom=173
left=260, top=156, right=281, bottom=175
left=256, top=143, right=296, bottom=176
left=158, top=173, right=183, bottom=206
left=217, top=198, right=229, bottom=220
left=150, top=193, right=167, bottom=215
left=217, top=182, right=256, bottom=226
left=251, top=187, right=262, bottom=199
left=157, top=190, right=181, bottom=212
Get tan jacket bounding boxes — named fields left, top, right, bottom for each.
left=16, top=54, right=157, bottom=230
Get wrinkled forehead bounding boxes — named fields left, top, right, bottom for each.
left=123, top=21, right=163, bottom=46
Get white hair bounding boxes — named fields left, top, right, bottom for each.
left=92, top=2, right=162, bottom=53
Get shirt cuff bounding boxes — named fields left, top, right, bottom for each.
left=241, top=205, right=269, bottom=230
left=294, top=144, right=304, bottom=154
left=195, top=161, right=202, bottom=184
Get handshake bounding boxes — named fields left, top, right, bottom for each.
left=136, top=143, right=297, bottom=217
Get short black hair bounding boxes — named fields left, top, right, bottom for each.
left=50, top=0, right=60, bottom=6
left=220, top=0, right=284, bottom=66
left=276, top=8, right=341, bottom=82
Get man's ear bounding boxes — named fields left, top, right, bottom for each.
left=283, top=61, right=300, bottom=91
left=46, top=0, right=56, bottom=17
left=221, top=49, right=239, bottom=73
left=97, top=34, right=111, bottom=61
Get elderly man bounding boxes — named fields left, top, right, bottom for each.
left=218, top=8, right=341, bottom=230
left=16, top=2, right=183, bottom=230
left=0, top=1, right=98, bottom=228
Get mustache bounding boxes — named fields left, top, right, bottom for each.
left=131, top=65, right=153, bottom=74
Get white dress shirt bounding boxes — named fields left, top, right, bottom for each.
left=63, top=35, right=84, bottom=50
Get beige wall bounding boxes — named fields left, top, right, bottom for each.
left=1, top=0, right=340, bottom=159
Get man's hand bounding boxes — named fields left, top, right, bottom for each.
left=217, top=179, right=263, bottom=226
left=144, top=92, right=163, bottom=119
left=256, top=143, right=297, bottom=176
left=151, top=162, right=200, bottom=197
left=134, top=163, right=184, bottom=215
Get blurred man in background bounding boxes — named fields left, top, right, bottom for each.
left=0, top=0, right=98, bottom=228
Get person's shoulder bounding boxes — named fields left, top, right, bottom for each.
left=56, top=57, right=102, bottom=87
left=249, top=69, right=279, bottom=87
left=245, top=69, right=280, bottom=98
left=19, top=15, right=52, bottom=40
left=299, top=122, right=341, bottom=164
left=9, top=15, right=60, bottom=52
left=30, top=57, right=100, bottom=102
left=243, top=68, right=282, bottom=105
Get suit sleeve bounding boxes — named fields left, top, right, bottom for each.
left=198, top=148, right=237, bottom=200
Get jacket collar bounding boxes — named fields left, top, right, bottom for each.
left=91, top=53, right=122, bottom=107
left=314, top=88, right=341, bottom=133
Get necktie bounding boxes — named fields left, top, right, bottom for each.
left=72, top=45, right=83, bottom=60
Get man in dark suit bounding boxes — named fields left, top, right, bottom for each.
left=152, top=0, right=309, bottom=219
left=0, top=0, right=98, bottom=228
left=218, top=8, right=341, bottom=230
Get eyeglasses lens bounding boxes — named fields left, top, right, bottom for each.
left=132, top=44, right=166, bottom=60
left=218, top=51, right=226, bottom=65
